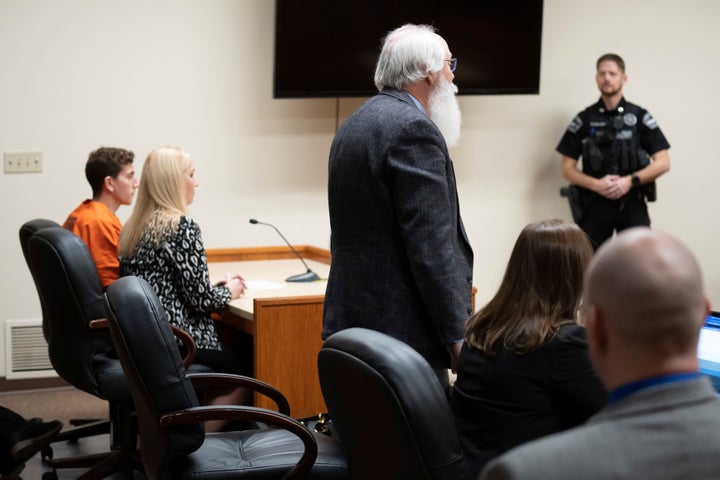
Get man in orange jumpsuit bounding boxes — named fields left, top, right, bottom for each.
left=64, top=147, right=138, bottom=289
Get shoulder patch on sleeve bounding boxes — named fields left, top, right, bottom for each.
left=643, top=112, right=659, bottom=129
left=567, top=115, right=583, bottom=134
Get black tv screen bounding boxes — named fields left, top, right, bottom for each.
left=274, top=0, right=543, bottom=98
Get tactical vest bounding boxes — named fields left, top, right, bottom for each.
left=581, top=103, right=650, bottom=178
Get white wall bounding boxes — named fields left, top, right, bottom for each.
left=1, top=0, right=718, bottom=376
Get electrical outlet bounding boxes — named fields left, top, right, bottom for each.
left=4, top=151, right=43, bottom=173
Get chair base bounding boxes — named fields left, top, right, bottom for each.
left=44, top=451, right=142, bottom=480
left=45, top=402, right=140, bottom=479
left=52, top=419, right=110, bottom=444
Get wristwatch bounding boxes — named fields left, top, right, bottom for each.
left=631, top=174, right=641, bottom=187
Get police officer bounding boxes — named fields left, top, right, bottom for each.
left=557, top=53, right=670, bottom=249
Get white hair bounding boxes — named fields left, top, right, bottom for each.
left=374, top=24, right=446, bottom=91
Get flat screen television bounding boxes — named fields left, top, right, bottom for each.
left=274, top=0, right=544, bottom=98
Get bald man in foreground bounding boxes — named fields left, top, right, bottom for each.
left=480, top=227, right=720, bottom=480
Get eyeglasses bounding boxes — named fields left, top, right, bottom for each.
left=445, top=58, right=457, bottom=72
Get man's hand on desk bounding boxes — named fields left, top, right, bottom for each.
left=215, top=273, right=247, bottom=299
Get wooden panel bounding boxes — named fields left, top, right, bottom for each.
left=302, top=246, right=332, bottom=264
left=252, top=296, right=326, bottom=418
left=206, top=245, right=331, bottom=264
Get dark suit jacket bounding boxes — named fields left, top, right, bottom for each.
left=480, top=376, right=720, bottom=480
left=451, top=324, right=606, bottom=478
left=323, top=89, right=474, bottom=368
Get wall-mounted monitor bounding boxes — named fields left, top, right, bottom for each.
left=274, top=0, right=544, bottom=98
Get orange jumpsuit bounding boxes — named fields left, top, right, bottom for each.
left=63, top=200, right=121, bottom=289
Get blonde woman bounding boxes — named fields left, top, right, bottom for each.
left=118, top=146, right=250, bottom=427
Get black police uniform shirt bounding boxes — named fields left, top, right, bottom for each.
left=556, top=97, right=670, bottom=172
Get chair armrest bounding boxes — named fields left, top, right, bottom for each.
left=159, top=405, right=317, bottom=480
left=89, top=318, right=108, bottom=329
left=169, top=325, right=197, bottom=368
left=188, top=373, right=291, bottom=415
left=91, top=318, right=196, bottom=369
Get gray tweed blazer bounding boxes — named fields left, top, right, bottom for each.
left=323, top=89, right=474, bottom=368
left=481, top=376, right=720, bottom=480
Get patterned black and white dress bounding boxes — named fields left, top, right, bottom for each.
left=119, top=215, right=231, bottom=351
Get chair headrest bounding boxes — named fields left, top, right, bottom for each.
left=28, top=226, right=104, bottom=304
left=322, top=327, right=444, bottom=398
left=319, top=328, right=466, bottom=480
left=19, top=218, right=61, bottom=263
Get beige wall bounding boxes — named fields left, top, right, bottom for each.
left=1, top=0, right=718, bottom=376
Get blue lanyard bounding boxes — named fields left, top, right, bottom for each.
left=608, top=372, right=702, bottom=404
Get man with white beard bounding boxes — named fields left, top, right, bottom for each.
left=323, top=24, right=474, bottom=389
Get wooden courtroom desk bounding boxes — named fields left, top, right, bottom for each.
left=206, top=246, right=331, bottom=418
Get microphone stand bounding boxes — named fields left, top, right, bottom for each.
left=249, top=219, right=321, bottom=282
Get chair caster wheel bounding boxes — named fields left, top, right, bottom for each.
left=41, top=446, right=54, bottom=460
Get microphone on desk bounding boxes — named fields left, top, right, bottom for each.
left=249, top=219, right=321, bottom=283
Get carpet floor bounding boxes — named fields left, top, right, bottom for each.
left=0, top=387, right=143, bottom=479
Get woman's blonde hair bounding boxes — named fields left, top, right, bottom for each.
left=465, top=219, right=593, bottom=354
left=118, top=146, right=191, bottom=257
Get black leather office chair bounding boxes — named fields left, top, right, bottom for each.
left=318, top=328, right=469, bottom=480
left=19, top=219, right=117, bottom=452
left=26, top=226, right=140, bottom=479
left=104, top=275, right=349, bottom=480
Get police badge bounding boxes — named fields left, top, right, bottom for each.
left=623, top=112, right=637, bottom=127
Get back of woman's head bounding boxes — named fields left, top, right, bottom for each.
left=138, top=146, right=189, bottom=214
left=118, top=146, right=190, bottom=257
left=466, top=219, right=593, bottom=354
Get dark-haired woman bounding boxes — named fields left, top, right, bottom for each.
left=451, top=219, right=606, bottom=478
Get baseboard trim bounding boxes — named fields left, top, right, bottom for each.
left=0, top=376, right=69, bottom=392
